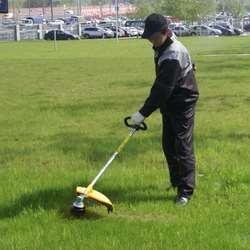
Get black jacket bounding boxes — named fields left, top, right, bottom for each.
left=139, top=37, right=199, bottom=117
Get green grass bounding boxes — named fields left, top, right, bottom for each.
left=0, top=37, right=250, bottom=250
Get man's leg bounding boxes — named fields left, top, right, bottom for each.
left=172, top=104, right=196, bottom=199
left=162, top=113, right=180, bottom=188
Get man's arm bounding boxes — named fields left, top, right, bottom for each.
left=139, top=59, right=182, bottom=117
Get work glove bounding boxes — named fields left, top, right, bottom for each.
left=131, top=111, right=145, bottom=125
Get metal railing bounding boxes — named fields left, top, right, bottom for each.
left=0, top=23, right=81, bottom=41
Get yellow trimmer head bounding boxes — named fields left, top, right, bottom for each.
left=70, top=185, right=113, bottom=216
left=77, top=186, right=113, bottom=212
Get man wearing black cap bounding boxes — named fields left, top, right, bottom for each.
left=127, top=13, right=199, bottom=206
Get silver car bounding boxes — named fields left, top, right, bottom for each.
left=172, top=25, right=191, bottom=36
left=190, top=25, right=222, bottom=36
left=120, top=26, right=139, bottom=37
left=82, top=27, right=114, bottom=39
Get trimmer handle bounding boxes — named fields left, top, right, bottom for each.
left=124, top=116, right=147, bottom=131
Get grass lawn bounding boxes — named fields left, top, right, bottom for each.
left=0, top=36, right=250, bottom=249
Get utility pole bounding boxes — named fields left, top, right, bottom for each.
left=79, top=0, right=82, bottom=16
left=28, top=0, right=31, bottom=16
left=115, top=0, right=118, bottom=40
left=50, top=0, right=54, bottom=20
left=12, top=0, right=15, bottom=19
left=76, top=0, right=79, bottom=15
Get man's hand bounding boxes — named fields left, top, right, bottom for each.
left=131, top=111, right=145, bottom=125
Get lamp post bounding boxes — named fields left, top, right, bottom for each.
left=115, top=0, right=118, bottom=40
left=50, top=0, right=54, bottom=20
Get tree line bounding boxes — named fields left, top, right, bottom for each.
left=133, top=0, right=250, bottom=20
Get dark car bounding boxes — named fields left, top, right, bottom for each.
left=44, top=30, right=80, bottom=40
left=209, top=24, right=234, bottom=35
left=233, top=27, right=242, bottom=35
left=125, top=20, right=145, bottom=28
left=219, top=23, right=242, bottom=35
left=244, top=23, right=250, bottom=31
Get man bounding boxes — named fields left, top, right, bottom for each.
left=128, top=13, right=199, bottom=206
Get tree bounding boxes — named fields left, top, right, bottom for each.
left=217, top=0, right=246, bottom=17
left=133, top=0, right=154, bottom=18
left=132, top=0, right=216, bottom=21
left=154, top=0, right=216, bottom=21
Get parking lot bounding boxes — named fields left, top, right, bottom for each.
left=1, top=12, right=250, bottom=42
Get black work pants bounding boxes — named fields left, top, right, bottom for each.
left=162, top=104, right=197, bottom=199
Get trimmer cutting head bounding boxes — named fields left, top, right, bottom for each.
left=71, top=186, right=113, bottom=216
left=70, top=195, right=86, bottom=216
left=77, top=186, right=113, bottom=212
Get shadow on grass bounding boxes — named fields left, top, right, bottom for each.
left=0, top=186, right=105, bottom=221
left=0, top=183, right=174, bottom=221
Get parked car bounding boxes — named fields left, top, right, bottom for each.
left=233, top=27, right=242, bottom=35
left=209, top=24, right=234, bottom=35
left=124, top=20, right=145, bottom=28
left=64, top=9, right=74, bottom=15
left=119, top=27, right=130, bottom=37
left=171, top=25, right=191, bottom=36
left=2, top=19, right=16, bottom=26
left=19, top=18, right=34, bottom=26
left=136, top=27, right=144, bottom=36
left=169, top=23, right=180, bottom=29
left=106, top=26, right=126, bottom=37
left=190, top=25, right=222, bottom=36
left=244, top=23, right=250, bottom=31
left=48, top=19, right=65, bottom=25
left=243, top=16, right=250, bottom=30
left=82, top=27, right=114, bottom=38
left=120, top=27, right=139, bottom=37
left=103, top=28, right=115, bottom=38
left=44, top=30, right=80, bottom=40
left=217, top=22, right=242, bottom=35
left=26, top=16, right=47, bottom=25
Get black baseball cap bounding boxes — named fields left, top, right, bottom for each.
left=142, top=13, right=168, bottom=39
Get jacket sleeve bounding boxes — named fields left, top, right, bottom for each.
left=139, top=59, right=181, bottom=117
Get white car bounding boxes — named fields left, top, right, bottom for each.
left=169, top=23, right=180, bottom=29
left=121, top=26, right=139, bottom=37
left=103, top=28, right=114, bottom=38
left=48, top=19, right=65, bottom=26
left=105, top=26, right=126, bottom=37
left=136, top=27, right=144, bottom=36
left=64, top=9, right=74, bottom=15
left=171, top=25, right=191, bottom=36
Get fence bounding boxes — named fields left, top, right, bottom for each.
left=0, top=23, right=82, bottom=41
left=0, top=27, right=15, bottom=40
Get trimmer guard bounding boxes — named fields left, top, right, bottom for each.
left=76, top=186, right=113, bottom=213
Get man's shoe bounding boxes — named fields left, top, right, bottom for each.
left=175, top=196, right=189, bottom=206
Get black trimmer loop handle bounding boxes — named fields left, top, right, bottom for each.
left=124, top=116, right=147, bottom=131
